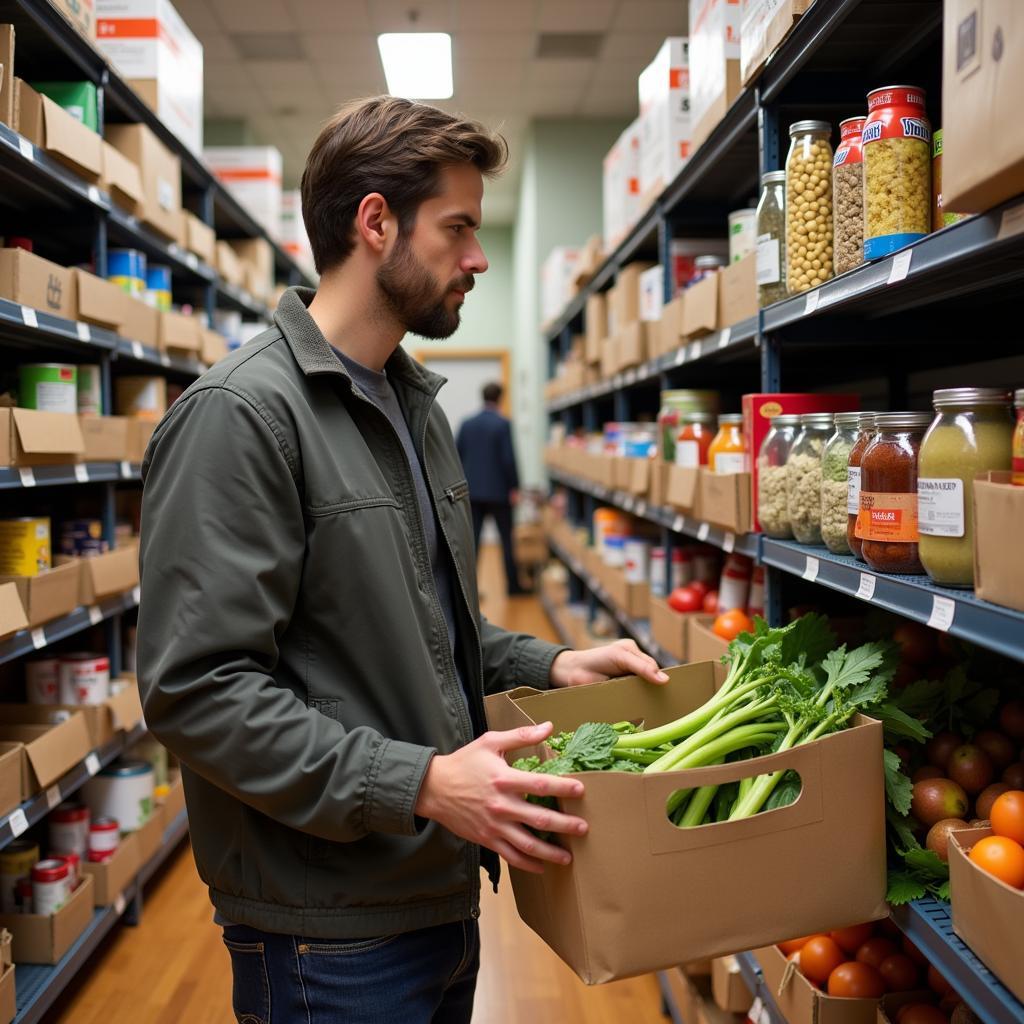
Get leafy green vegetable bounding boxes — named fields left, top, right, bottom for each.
left=884, top=750, right=914, bottom=817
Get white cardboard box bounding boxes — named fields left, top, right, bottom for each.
left=602, top=119, right=642, bottom=252
left=96, top=0, right=203, bottom=155
left=540, top=246, right=581, bottom=326
left=639, top=265, right=664, bottom=322
left=638, top=37, right=692, bottom=205
left=689, top=0, right=742, bottom=151
left=204, top=146, right=283, bottom=240
left=280, top=189, right=315, bottom=278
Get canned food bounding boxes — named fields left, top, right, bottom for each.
left=89, top=816, right=120, bottom=854
left=718, top=554, right=753, bottom=613
left=603, top=535, right=626, bottom=569
left=49, top=801, right=90, bottom=857
left=32, top=858, right=71, bottom=915
left=108, top=249, right=147, bottom=297
left=670, top=547, right=691, bottom=589
left=0, top=517, right=51, bottom=576
left=145, top=265, right=172, bottom=312
left=0, top=840, right=40, bottom=912
left=76, top=364, right=103, bottom=416
left=650, top=547, right=667, bottom=598
left=18, top=364, right=77, bottom=413
left=15, top=877, right=33, bottom=913
left=26, top=658, right=60, bottom=704
left=84, top=760, right=154, bottom=832
left=624, top=539, right=650, bottom=585
left=60, top=519, right=108, bottom=558
left=52, top=850, right=80, bottom=888
left=58, top=653, right=111, bottom=705
left=728, top=208, right=757, bottom=263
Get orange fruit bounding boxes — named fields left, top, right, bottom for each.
left=969, top=834, right=1024, bottom=888
left=799, top=935, right=847, bottom=984
left=989, top=790, right=1024, bottom=845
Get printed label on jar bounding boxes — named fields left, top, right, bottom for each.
left=917, top=478, right=965, bottom=537
left=859, top=491, right=919, bottom=542
left=756, top=233, right=780, bottom=285
left=674, top=441, right=700, bottom=468
left=712, top=452, right=748, bottom=474
left=847, top=466, right=862, bottom=515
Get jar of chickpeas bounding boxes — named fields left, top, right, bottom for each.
left=863, top=86, right=931, bottom=260
left=785, top=120, right=834, bottom=295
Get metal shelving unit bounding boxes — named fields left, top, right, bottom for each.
left=0, top=463, right=141, bottom=490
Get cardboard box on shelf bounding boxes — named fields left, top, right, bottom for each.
left=117, top=294, right=160, bottom=349
left=228, top=237, right=273, bottom=297
left=49, top=0, right=97, bottom=41
left=584, top=292, right=606, bottom=365
left=717, top=252, right=757, bottom=326
left=0, top=408, right=85, bottom=468
left=941, top=0, right=1023, bottom=215
left=215, top=241, right=244, bottom=288
left=74, top=269, right=126, bottom=331
left=158, top=768, right=185, bottom=829
left=183, top=212, right=215, bottom=266
left=104, top=122, right=182, bottom=242
left=617, top=321, right=647, bottom=370
left=949, top=826, right=1024, bottom=1004
left=0, top=561, right=80, bottom=627
left=0, top=248, right=76, bottom=319
left=17, top=81, right=102, bottom=182
left=876, top=992, right=943, bottom=1024
left=205, top=146, right=283, bottom=240
left=78, top=415, right=131, bottom=462
left=626, top=457, right=650, bottom=497
left=126, top=418, right=156, bottom=462
left=974, top=471, right=1024, bottom=613
left=572, top=235, right=603, bottom=290
left=638, top=37, right=691, bottom=205
left=134, top=806, right=164, bottom=865
left=0, top=584, right=28, bottom=641
left=689, top=0, right=743, bottom=154
left=740, top=0, right=815, bottom=86
left=0, top=928, right=12, bottom=1024
left=83, top=829, right=140, bottom=907
left=688, top=615, right=730, bottom=664
left=658, top=295, right=685, bottom=356
left=158, top=310, right=200, bottom=354
left=38, top=681, right=143, bottom=750
left=97, top=0, right=203, bottom=155
left=600, top=334, right=618, bottom=381
left=603, top=124, right=641, bottom=252
left=648, top=460, right=666, bottom=506
left=76, top=543, right=139, bottom=605
left=115, top=376, right=167, bottom=421
left=100, top=139, right=143, bottom=213
left=611, top=456, right=632, bottom=493
left=666, top=464, right=701, bottom=512
left=699, top=469, right=752, bottom=533
left=0, top=26, right=14, bottom=130
left=681, top=271, right=719, bottom=338
left=649, top=595, right=693, bottom=662
left=0, top=744, right=24, bottom=819
left=0, top=706, right=91, bottom=791
left=609, top=262, right=657, bottom=334
left=711, top=955, right=752, bottom=1014
left=280, top=189, right=314, bottom=278
left=201, top=328, right=229, bottom=367
left=485, top=662, right=887, bottom=983
left=0, top=873, right=93, bottom=964
left=540, top=246, right=581, bottom=326
left=639, top=265, right=664, bottom=324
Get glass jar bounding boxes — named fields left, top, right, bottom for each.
left=1014, top=388, right=1024, bottom=486
left=675, top=413, right=716, bottom=468
left=918, top=388, right=1014, bottom=587
left=688, top=254, right=727, bottom=287
left=833, top=116, right=866, bottom=275
left=863, top=86, right=931, bottom=260
left=787, top=413, right=835, bottom=545
left=708, top=414, right=748, bottom=474
left=728, top=208, right=757, bottom=263
left=846, top=413, right=878, bottom=561
left=658, top=390, right=720, bottom=463
left=756, top=414, right=801, bottom=538
left=859, top=412, right=933, bottom=574
left=785, top=120, right=834, bottom=295
left=756, top=171, right=787, bottom=306
left=821, top=412, right=861, bottom=554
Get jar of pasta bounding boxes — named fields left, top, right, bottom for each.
left=833, top=116, right=866, bottom=275
left=756, top=415, right=801, bottom=538
left=918, top=388, right=1013, bottom=587
left=787, top=413, right=835, bottom=545
left=786, top=120, right=834, bottom=294
left=863, top=86, right=931, bottom=260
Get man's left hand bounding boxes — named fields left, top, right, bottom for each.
left=550, top=640, right=669, bottom=688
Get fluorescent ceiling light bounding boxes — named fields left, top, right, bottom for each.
left=377, top=33, right=453, bottom=99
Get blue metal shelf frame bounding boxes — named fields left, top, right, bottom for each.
left=0, top=463, right=141, bottom=490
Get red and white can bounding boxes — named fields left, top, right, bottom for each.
left=49, top=802, right=90, bottom=858
left=58, top=653, right=110, bottom=705
left=88, top=816, right=120, bottom=857
left=747, top=566, right=766, bottom=619
left=52, top=851, right=80, bottom=888
left=649, top=548, right=667, bottom=597
left=693, top=546, right=719, bottom=585
left=25, top=659, right=60, bottom=704
left=31, top=858, right=71, bottom=915
left=670, top=547, right=692, bottom=589
left=718, top=554, right=753, bottom=613
left=623, top=539, right=650, bottom=585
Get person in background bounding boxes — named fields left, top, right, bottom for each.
left=456, top=381, right=525, bottom=595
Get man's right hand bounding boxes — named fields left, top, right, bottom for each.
left=414, top=722, right=587, bottom=875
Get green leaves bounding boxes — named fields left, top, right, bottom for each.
left=886, top=871, right=929, bottom=905
left=562, top=722, right=620, bottom=771
left=884, top=750, right=914, bottom=817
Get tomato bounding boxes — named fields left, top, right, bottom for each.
left=827, top=961, right=885, bottom=998
left=927, top=965, right=954, bottom=996
left=798, top=935, right=847, bottom=984
left=778, top=935, right=823, bottom=956
left=712, top=608, right=755, bottom=642
left=969, top=834, right=1024, bottom=888
left=855, top=936, right=899, bottom=969
left=892, top=621, right=938, bottom=666
left=901, top=936, right=928, bottom=967
left=990, top=790, right=1024, bottom=846
left=829, top=923, right=875, bottom=954
left=703, top=589, right=719, bottom=614
left=668, top=587, right=702, bottom=613
left=687, top=579, right=711, bottom=599
left=899, top=1005, right=949, bottom=1024
left=878, top=953, right=921, bottom=992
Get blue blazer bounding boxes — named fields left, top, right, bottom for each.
left=455, top=407, right=520, bottom=503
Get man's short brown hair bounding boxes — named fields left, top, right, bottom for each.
left=300, top=96, right=508, bottom=274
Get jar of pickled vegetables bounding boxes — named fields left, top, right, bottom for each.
left=820, top=412, right=861, bottom=554
left=787, top=413, right=835, bottom=545
left=675, top=412, right=716, bottom=468
left=708, top=414, right=748, bottom=474
left=863, top=86, right=931, bottom=260
left=847, top=413, right=878, bottom=561
left=785, top=120, right=834, bottom=294
left=756, top=171, right=787, bottom=306
left=756, top=414, right=801, bottom=538
left=918, top=388, right=1013, bottom=587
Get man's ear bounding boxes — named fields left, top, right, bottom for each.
left=355, top=192, right=395, bottom=255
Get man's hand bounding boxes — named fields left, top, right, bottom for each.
left=550, top=639, right=669, bottom=688
left=415, top=722, right=587, bottom=874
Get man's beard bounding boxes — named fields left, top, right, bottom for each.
left=376, top=233, right=473, bottom=340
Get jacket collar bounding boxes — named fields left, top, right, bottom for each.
left=274, top=287, right=446, bottom=398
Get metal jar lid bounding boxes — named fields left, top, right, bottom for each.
left=768, top=414, right=802, bottom=427
left=874, top=412, right=933, bottom=430
left=799, top=412, right=838, bottom=427
left=695, top=255, right=726, bottom=269
left=1016, top=388, right=1024, bottom=407
left=932, top=387, right=1011, bottom=408
left=99, top=760, right=153, bottom=779
left=761, top=170, right=786, bottom=186
left=682, top=412, right=717, bottom=424
left=834, top=412, right=863, bottom=427
left=717, top=413, right=744, bottom=425
left=855, top=411, right=879, bottom=426
left=789, top=120, right=831, bottom=136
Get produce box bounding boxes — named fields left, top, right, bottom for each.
left=83, top=830, right=140, bottom=907
left=689, top=0, right=743, bottom=154
left=0, top=874, right=93, bottom=964
left=584, top=293, right=606, bottom=366
left=0, top=707, right=91, bottom=792
left=649, top=595, right=695, bottom=662
left=100, top=140, right=144, bottom=214
left=0, top=560, right=80, bottom=627
left=0, top=584, right=28, bottom=641
left=949, top=826, right=1024, bottom=1003
left=688, top=615, right=730, bottom=664
left=717, top=252, right=757, bottom=327
left=104, top=122, right=182, bottom=242
left=603, top=569, right=649, bottom=620
left=712, top=955, right=753, bottom=1014
left=876, top=992, right=944, bottom=1024
left=740, top=0, right=815, bottom=86
left=0, top=928, right=12, bottom=1024
left=75, top=269, right=127, bottom=331
left=0, top=408, right=85, bottom=468
left=941, top=0, right=1024, bottom=214
left=17, top=81, right=101, bottom=182
left=699, top=469, right=753, bottom=533
left=76, top=543, right=139, bottom=604
left=484, top=662, right=888, bottom=983
left=681, top=272, right=719, bottom=338
left=34, top=680, right=143, bottom=748
left=0, top=248, right=76, bottom=320
left=78, top=415, right=131, bottom=462
left=973, top=471, right=1024, bottom=613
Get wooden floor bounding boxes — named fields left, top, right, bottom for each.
left=46, top=545, right=667, bottom=1023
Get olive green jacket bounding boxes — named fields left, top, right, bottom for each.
left=137, top=287, right=565, bottom=937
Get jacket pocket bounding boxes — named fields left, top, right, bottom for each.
left=444, top=480, right=470, bottom=503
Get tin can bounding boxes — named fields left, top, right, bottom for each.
left=49, top=801, right=90, bottom=857
left=84, top=760, right=154, bottom=832
left=76, top=364, right=103, bottom=416
left=108, top=249, right=147, bottom=297
left=693, top=547, right=719, bottom=585
left=670, top=547, right=691, bottom=589
left=52, top=850, right=80, bottom=888
left=0, top=840, right=40, bottom=912
left=60, top=520, right=108, bottom=558
left=58, top=653, right=110, bottom=705
left=0, top=517, right=51, bottom=576
left=18, top=364, right=77, bottom=413
left=88, top=816, right=120, bottom=855
left=603, top=535, right=626, bottom=569
left=32, top=858, right=71, bottom=915
left=624, top=539, right=650, bottom=585
left=728, top=208, right=757, bottom=263
left=718, top=554, right=753, bottom=613
left=26, top=658, right=61, bottom=704
left=747, top=566, right=766, bottom=618
left=649, top=547, right=667, bottom=598
left=15, top=877, right=33, bottom=913
left=145, top=265, right=172, bottom=312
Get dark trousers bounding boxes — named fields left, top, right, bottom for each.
left=470, top=501, right=523, bottom=594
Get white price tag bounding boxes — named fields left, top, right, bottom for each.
left=18, top=136, right=33, bottom=161
left=749, top=998, right=764, bottom=1024
left=185, top=252, right=199, bottom=269
left=636, top=501, right=647, bottom=517
left=758, top=1002, right=773, bottom=1024
left=46, top=786, right=62, bottom=810
left=624, top=496, right=635, bottom=510
left=927, top=595, right=956, bottom=632
left=723, top=531, right=736, bottom=553
left=697, top=522, right=710, bottom=541
left=856, top=573, right=877, bottom=600
left=87, top=185, right=101, bottom=204
left=167, top=242, right=181, bottom=256
left=120, top=461, right=133, bottom=479
left=88, top=605, right=103, bottom=625
left=21, top=306, right=38, bottom=328
left=76, top=321, right=91, bottom=342
left=74, top=464, right=90, bottom=483
left=131, top=341, right=145, bottom=360
left=8, top=809, right=28, bottom=838
left=114, top=893, right=127, bottom=916
left=718, top=326, right=732, bottom=349
left=674, top=348, right=686, bottom=366
left=673, top=516, right=685, bottom=532
left=998, top=203, right=1024, bottom=241
left=19, top=467, right=36, bottom=488
left=160, top=352, right=171, bottom=367
left=803, top=556, right=820, bottom=582
left=31, top=627, right=47, bottom=650
left=85, top=753, right=101, bottom=776
left=625, top=369, right=636, bottom=385
left=132, top=585, right=142, bottom=605
left=887, top=249, right=913, bottom=284
left=687, top=342, right=701, bottom=362
left=804, top=289, right=820, bottom=315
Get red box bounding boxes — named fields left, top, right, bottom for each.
left=743, top=394, right=860, bottom=533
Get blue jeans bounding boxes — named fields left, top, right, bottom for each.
left=221, top=920, right=480, bottom=1024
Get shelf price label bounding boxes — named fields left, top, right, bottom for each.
left=674, top=347, right=686, bottom=366
left=673, top=515, right=685, bottom=532
left=697, top=522, right=710, bottom=542
left=636, top=501, right=647, bottom=518
left=17, top=136, right=33, bottom=161
left=723, top=531, right=736, bottom=553
left=927, top=595, right=956, bottom=632
left=19, top=467, right=36, bottom=488
left=802, top=556, right=820, bottom=582
left=131, top=341, right=145, bottom=360
left=74, top=464, right=90, bottom=483
left=46, top=786, right=62, bottom=810
left=114, top=893, right=127, bottom=916
left=804, top=290, right=820, bottom=316
left=8, top=809, right=28, bottom=839
left=88, top=605, right=103, bottom=626
left=132, top=585, right=142, bottom=605
left=121, top=461, right=133, bottom=479
left=76, top=322, right=91, bottom=342
left=21, top=306, right=38, bottom=329
left=85, top=753, right=101, bottom=777
left=856, top=573, right=877, bottom=601
left=30, top=627, right=47, bottom=650
left=718, top=326, right=732, bottom=349
left=887, top=249, right=912, bottom=285
left=87, top=185, right=101, bottom=205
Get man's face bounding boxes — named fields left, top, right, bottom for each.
left=376, top=163, right=488, bottom=339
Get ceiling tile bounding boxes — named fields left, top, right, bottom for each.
left=197, top=29, right=239, bottom=61
left=527, top=57, right=596, bottom=86
left=204, top=86, right=268, bottom=117
left=600, top=31, right=671, bottom=62
left=246, top=59, right=320, bottom=91
left=609, top=1, right=689, bottom=34
left=368, top=0, right=453, bottom=33
left=287, top=0, right=373, bottom=33
left=537, top=0, right=617, bottom=32
left=578, top=82, right=638, bottom=117
left=171, top=0, right=222, bottom=32
left=456, top=60, right=527, bottom=95
left=455, top=2, right=538, bottom=32
left=454, top=31, right=536, bottom=62
left=593, top=58, right=646, bottom=91
left=204, top=60, right=255, bottom=91
left=301, top=31, right=380, bottom=65
left=209, top=0, right=295, bottom=33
